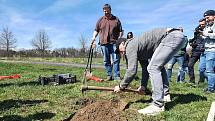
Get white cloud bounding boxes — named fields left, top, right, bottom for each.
left=1, top=0, right=215, bottom=49
left=115, top=0, right=215, bottom=38
left=0, top=1, right=78, bottom=49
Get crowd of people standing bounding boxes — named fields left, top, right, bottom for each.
left=91, top=3, right=215, bottom=115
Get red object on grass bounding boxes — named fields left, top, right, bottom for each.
left=87, top=75, right=104, bottom=82
left=0, top=74, right=21, bottom=80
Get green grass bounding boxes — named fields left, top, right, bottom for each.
left=0, top=57, right=105, bottom=65
left=0, top=57, right=129, bottom=66
left=0, top=61, right=214, bottom=121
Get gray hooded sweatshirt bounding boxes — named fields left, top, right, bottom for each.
left=121, top=28, right=167, bottom=88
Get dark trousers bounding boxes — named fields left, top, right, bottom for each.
left=188, top=55, right=200, bottom=81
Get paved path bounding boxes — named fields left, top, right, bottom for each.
left=3, top=60, right=136, bottom=69
left=1, top=60, right=142, bottom=71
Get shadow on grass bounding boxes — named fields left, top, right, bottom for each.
left=18, top=81, right=40, bottom=86
left=0, top=99, right=48, bottom=111
left=124, top=98, right=153, bottom=110
left=28, top=112, right=55, bottom=120
left=75, top=79, right=81, bottom=83
left=0, top=80, right=79, bottom=88
left=0, top=80, right=40, bottom=88
left=0, top=83, right=13, bottom=88
left=134, top=98, right=153, bottom=104
left=40, top=68, right=58, bottom=71
left=166, top=93, right=207, bottom=110
left=62, top=113, right=76, bottom=121
left=0, top=112, right=55, bottom=121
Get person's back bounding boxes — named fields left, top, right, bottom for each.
left=128, top=28, right=167, bottom=60
left=174, top=36, right=188, bottom=56
left=125, top=28, right=178, bottom=77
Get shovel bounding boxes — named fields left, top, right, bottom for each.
left=82, top=43, right=104, bottom=86
left=81, top=43, right=142, bottom=95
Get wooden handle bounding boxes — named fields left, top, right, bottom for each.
left=81, top=85, right=139, bottom=93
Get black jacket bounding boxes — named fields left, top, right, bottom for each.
left=189, top=26, right=205, bottom=57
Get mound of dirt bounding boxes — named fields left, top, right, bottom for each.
left=71, top=100, right=128, bottom=121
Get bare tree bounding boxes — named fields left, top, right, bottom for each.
left=31, top=29, right=51, bottom=57
left=0, top=26, right=17, bottom=57
left=79, top=34, right=88, bottom=57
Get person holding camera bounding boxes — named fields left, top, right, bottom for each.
left=188, top=18, right=206, bottom=84
left=202, top=10, right=215, bottom=93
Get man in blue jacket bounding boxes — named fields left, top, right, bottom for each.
left=188, top=18, right=206, bottom=83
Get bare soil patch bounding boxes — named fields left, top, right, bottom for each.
left=71, top=99, right=129, bottom=121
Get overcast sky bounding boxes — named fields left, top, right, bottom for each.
left=0, top=0, right=214, bottom=50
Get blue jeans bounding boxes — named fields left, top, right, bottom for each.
left=198, top=53, right=207, bottom=82
left=205, top=51, right=215, bottom=91
left=167, top=55, right=185, bottom=82
left=101, top=44, right=120, bottom=79
left=147, top=30, right=184, bottom=107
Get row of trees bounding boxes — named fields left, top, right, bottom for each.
left=0, top=26, right=17, bottom=57
left=0, top=26, right=102, bottom=58
left=12, top=47, right=100, bottom=58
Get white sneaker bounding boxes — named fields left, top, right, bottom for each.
left=164, top=94, right=171, bottom=102
left=138, top=104, right=164, bottom=115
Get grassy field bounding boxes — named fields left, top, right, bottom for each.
left=0, top=57, right=105, bottom=65
left=0, top=61, right=214, bottom=121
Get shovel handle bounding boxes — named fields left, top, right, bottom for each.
left=81, top=85, right=139, bottom=93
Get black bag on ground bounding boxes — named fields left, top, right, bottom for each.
left=38, top=73, right=76, bottom=85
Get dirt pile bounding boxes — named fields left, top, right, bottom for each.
left=71, top=99, right=128, bottom=121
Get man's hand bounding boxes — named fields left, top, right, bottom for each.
left=91, top=38, right=96, bottom=49
left=203, top=30, right=212, bottom=39
left=137, top=86, right=145, bottom=95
